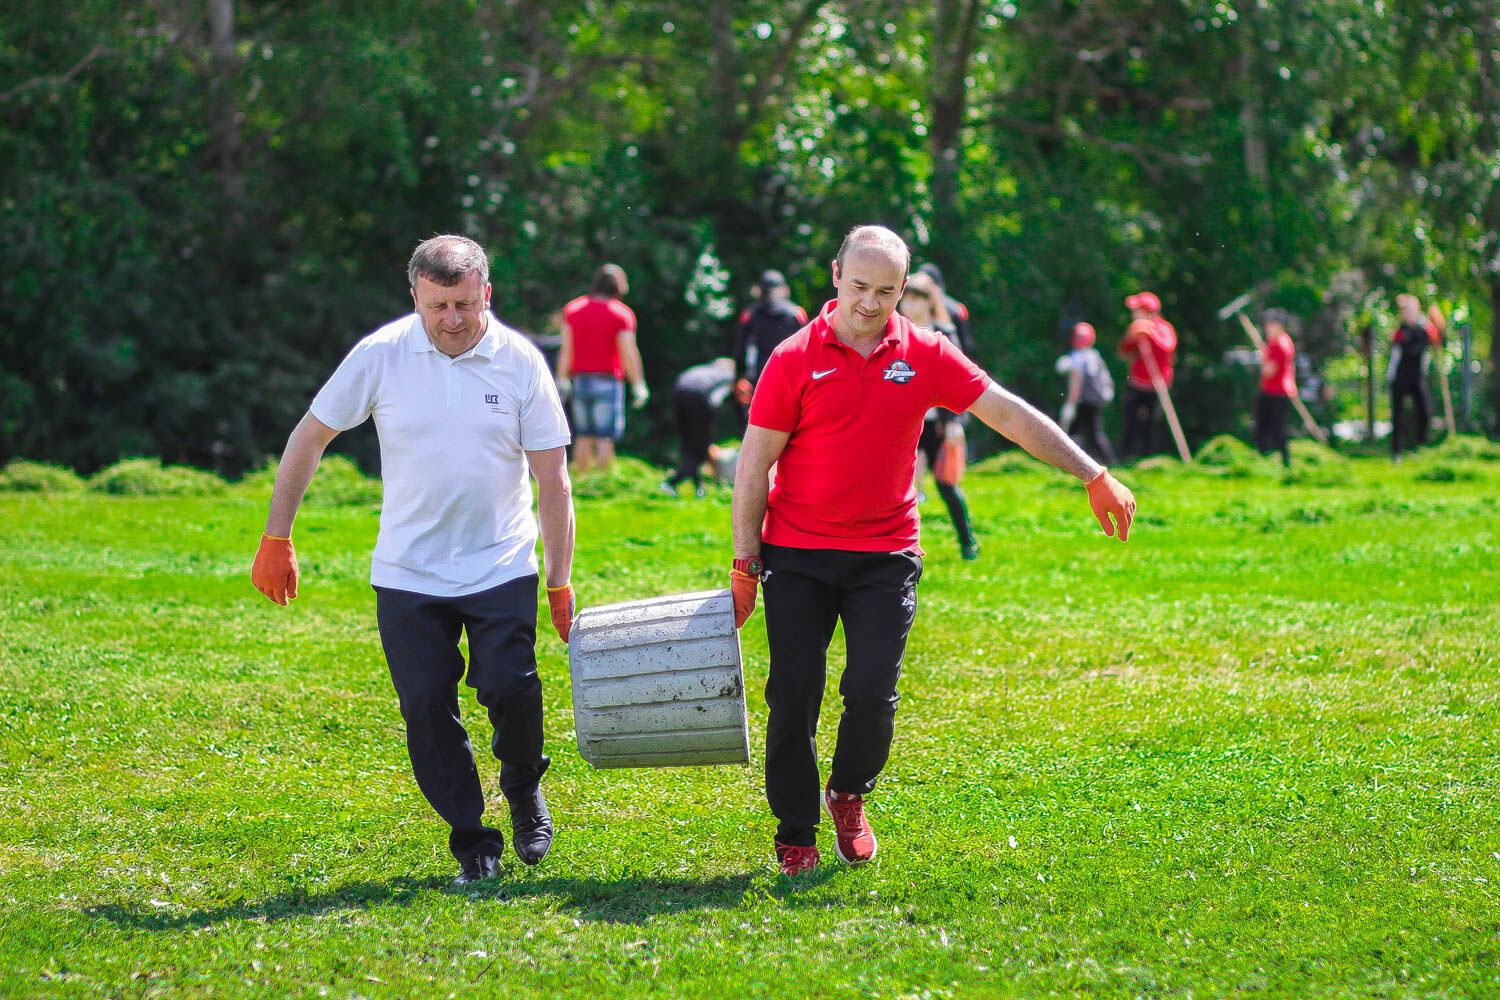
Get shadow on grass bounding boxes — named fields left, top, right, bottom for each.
left=85, top=871, right=759, bottom=931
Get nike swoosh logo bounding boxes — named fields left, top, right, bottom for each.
left=812, top=368, right=837, bottom=380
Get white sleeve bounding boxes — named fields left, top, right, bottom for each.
left=519, top=350, right=572, bottom=450
left=309, top=341, right=378, bottom=431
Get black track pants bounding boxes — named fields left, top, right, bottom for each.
left=760, top=544, right=923, bottom=847
left=375, top=575, right=549, bottom=864
left=1254, top=392, right=1291, bottom=467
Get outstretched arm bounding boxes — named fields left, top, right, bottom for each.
left=967, top=382, right=1135, bottom=540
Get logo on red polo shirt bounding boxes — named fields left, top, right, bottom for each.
left=882, top=360, right=916, bottom=384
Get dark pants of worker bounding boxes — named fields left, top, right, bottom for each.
left=1120, top=386, right=1159, bottom=460
left=1390, top=379, right=1431, bottom=457
left=666, top=388, right=714, bottom=490
left=374, top=575, right=549, bottom=866
left=1254, top=392, right=1291, bottom=467
left=1069, top=402, right=1118, bottom=465
left=918, top=420, right=977, bottom=553
left=761, top=544, right=923, bottom=848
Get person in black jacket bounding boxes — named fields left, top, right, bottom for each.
left=732, top=270, right=809, bottom=407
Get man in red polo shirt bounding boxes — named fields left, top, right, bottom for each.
left=729, top=225, right=1135, bottom=878
left=1254, top=308, right=1297, bottom=467
left=1117, top=291, right=1177, bottom=460
left=556, top=264, right=649, bottom=474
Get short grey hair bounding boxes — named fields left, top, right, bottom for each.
left=408, top=235, right=490, bottom=289
left=835, top=225, right=910, bottom=273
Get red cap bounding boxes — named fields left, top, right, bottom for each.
left=1072, top=322, right=1096, bottom=348
left=1125, top=291, right=1161, bottom=314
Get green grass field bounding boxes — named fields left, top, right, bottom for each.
left=2, top=442, right=1498, bottom=998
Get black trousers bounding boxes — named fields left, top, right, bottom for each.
left=374, top=575, right=549, bottom=864
left=918, top=420, right=976, bottom=552
left=761, top=543, right=923, bottom=847
left=666, top=388, right=714, bottom=489
left=1120, top=386, right=1159, bottom=460
left=1070, top=401, right=1118, bottom=465
left=1390, top=379, right=1431, bottom=457
left=1254, top=392, right=1291, bottom=467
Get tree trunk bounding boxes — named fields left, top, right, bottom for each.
left=207, top=0, right=245, bottom=225
left=927, top=0, right=982, bottom=275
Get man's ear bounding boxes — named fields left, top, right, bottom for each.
left=830, top=260, right=841, bottom=285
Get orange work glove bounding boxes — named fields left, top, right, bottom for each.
left=730, top=560, right=761, bottom=628
left=251, top=534, right=299, bottom=606
left=1085, top=469, right=1135, bottom=542
left=547, top=584, right=576, bottom=644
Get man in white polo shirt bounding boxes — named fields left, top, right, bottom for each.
left=250, top=235, right=576, bottom=886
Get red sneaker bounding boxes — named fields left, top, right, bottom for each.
left=775, top=841, right=820, bottom=877
left=824, top=788, right=877, bottom=865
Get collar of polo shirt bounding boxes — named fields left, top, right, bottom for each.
left=407, top=311, right=503, bottom=360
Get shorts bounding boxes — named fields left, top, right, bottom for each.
left=571, top=373, right=625, bottom=441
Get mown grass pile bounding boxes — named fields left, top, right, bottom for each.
left=1, top=440, right=1497, bottom=997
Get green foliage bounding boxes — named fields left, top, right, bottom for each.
left=1431, top=433, right=1500, bottom=463
left=0, top=1, right=1494, bottom=477
left=0, top=460, right=86, bottom=494
left=87, top=458, right=227, bottom=497
left=2, top=463, right=1498, bottom=995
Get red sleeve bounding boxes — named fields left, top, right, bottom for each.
left=794, top=306, right=809, bottom=324
left=738, top=309, right=751, bottom=325
left=746, top=348, right=800, bottom=432
left=1390, top=329, right=1401, bottom=344
left=954, top=301, right=970, bottom=321
left=1271, top=334, right=1293, bottom=364
left=931, top=333, right=989, bottom=413
left=616, top=303, right=637, bottom=333
left=1426, top=322, right=1442, bottom=345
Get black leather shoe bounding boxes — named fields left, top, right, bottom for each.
left=452, top=854, right=500, bottom=886
left=511, top=797, right=553, bottom=867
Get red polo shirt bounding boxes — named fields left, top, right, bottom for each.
left=1259, top=330, right=1296, bottom=397
left=563, top=295, right=636, bottom=378
left=748, top=301, right=989, bottom=552
left=1123, top=317, right=1177, bottom=390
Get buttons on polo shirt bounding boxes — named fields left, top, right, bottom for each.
left=444, top=363, right=461, bottom=410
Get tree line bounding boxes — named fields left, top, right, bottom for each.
left=2, top=1, right=1496, bottom=474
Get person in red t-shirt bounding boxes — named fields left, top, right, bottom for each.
left=729, top=225, right=1136, bottom=879
left=556, top=264, right=649, bottom=474
left=1253, top=308, right=1297, bottom=467
left=1117, top=291, right=1178, bottom=460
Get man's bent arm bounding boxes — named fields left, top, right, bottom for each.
left=527, top=446, right=575, bottom=588
left=265, top=412, right=341, bottom=536
left=731, top=424, right=790, bottom=558
left=968, top=382, right=1103, bottom=481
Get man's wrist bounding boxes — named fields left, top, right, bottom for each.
left=732, top=555, right=764, bottom=576
left=1083, top=466, right=1107, bottom=486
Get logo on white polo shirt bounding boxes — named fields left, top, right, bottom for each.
left=882, top=360, right=916, bottom=384
left=484, top=394, right=499, bottom=404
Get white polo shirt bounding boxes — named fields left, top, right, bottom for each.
left=310, top=312, right=571, bottom=597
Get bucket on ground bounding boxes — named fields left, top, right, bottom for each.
left=568, top=589, right=750, bottom=768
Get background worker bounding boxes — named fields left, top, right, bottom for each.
left=899, top=269, right=980, bottom=560
left=556, top=264, right=649, bottom=474
left=1387, top=293, right=1443, bottom=460
left=732, top=269, right=809, bottom=415
left=916, top=262, right=974, bottom=356
left=1117, top=291, right=1178, bottom=460
left=1254, top=308, right=1297, bottom=467
left=730, top=226, right=1135, bottom=879
left=250, top=235, right=576, bottom=886
left=662, top=357, right=737, bottom=497
left=1057, top=321, right=1117, bottom=465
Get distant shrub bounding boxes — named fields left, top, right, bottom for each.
left=1431, top=434, right=1500, bottom=463
left=573, top=456, right=677, bottom=500
left=1194, top=434, right=1261, bottom=468
left=1414, top=462, right=1478, bottom=483
left=236, top=454, right=382, bottom=507
left=971, top=450, right=1044, bottom=475
left=0, top=460, right=86, bottom=494
left=89, top=458, right=227, bottom=496
left=1289, top=439, right=1348, bottom=467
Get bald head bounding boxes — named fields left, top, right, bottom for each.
left=834, top=225, right=910, bottom=274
